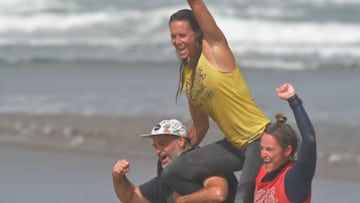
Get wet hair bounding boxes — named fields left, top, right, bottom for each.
left=264, top=113, right=299, bottom=161
left=169, top=9, right=201, bottom=34
left=169, top=9, right=203, bottom=102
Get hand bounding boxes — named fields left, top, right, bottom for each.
left=276, top=83, right=296, bottom=100
left=112, top=159, right=130, bottom=177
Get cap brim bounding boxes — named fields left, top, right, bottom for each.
left=140, top=133, right=186, bottom=138
left=140, top=134, right=154, bottom=137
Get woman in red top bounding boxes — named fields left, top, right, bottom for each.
left=254, top=83, right=316, bottom=203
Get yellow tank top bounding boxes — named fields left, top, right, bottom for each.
left=183, top=53, right=270, bottom=148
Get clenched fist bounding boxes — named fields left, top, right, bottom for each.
left=276, top=83, right=296, bottom=100
left=112, top=159, right=130, bottom=178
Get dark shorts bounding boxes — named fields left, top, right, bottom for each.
left=161, top=138, right=262, bottom=203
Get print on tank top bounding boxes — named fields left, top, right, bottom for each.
left=254, top=186, right=278, bottom=203
left=184, top=68, right=214, bottom=108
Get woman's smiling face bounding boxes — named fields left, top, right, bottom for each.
left=169, top=20, right=200, bottom=61
left=260, top=133, right=292, bottom=173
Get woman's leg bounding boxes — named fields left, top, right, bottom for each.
left=161, top=139, right=244, bottom=195
left=235, top=138, right=263, bottom=203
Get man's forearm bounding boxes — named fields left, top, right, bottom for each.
left=173, top=176, right=228, bottom=203
left=112, top=175, right=138, bottom=203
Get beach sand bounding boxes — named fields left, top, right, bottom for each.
left=1, top=113, right=360, bottom=202
left=1, top=113, right=359, bottom=180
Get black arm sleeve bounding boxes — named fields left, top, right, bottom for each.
left=285, top=94, right=317, bottom=202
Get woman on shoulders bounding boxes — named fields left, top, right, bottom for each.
left=162, top=0, right=270, bottom=202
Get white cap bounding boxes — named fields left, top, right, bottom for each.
left=141, top=119, right=188, bottom=138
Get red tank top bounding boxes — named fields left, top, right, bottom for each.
left=254, top=163, right=311, bottom=203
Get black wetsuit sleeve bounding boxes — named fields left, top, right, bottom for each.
left=139, top=177, right=167, bottom=203
left=285, top=95, right=317, bottom=202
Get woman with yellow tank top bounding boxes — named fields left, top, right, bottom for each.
left=161, top=1, right=270, bottom=202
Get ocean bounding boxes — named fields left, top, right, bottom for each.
left=0, top=0, right=360, bottom=202
left=1, top=0, right=360, bottom=119
left=1, top=0, right=360, bottom=68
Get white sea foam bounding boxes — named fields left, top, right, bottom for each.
left=328, top=152, right=353, bottom=163
left=0, top=0, right=77, bottom=14
left=0, top=1, right=359, bottom=69
left=221, top=19, right=360, bottom=45
left=0, top=13, right=359, bottom=65
left=240, top=60, right=306, bottom=70
left=296, top=0, right=360, bottom=5
left=0, top=12, right=113, bottom=32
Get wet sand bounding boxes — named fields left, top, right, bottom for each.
left=0, top=144, right=156, bottom=203
left=1, top=113, right=359, bottom=181
left=1, top=113, right=360, bottom=202
left=1, top=143, right=359, bottom=203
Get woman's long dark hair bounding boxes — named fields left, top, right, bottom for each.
left=169, top=9, right=203, bottom=102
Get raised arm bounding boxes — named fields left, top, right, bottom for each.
left=277, top=83, right=316, bottom=202
left=187, top=0, right=224, bottom=45
left=187, top=0, right=235, bottom=72
left=112, top=159, right=150, bottom=203
left=172, top=175, right=229, bottom=203
left=188, top=100, right=209, bottom=147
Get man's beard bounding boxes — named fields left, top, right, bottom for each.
left=162, top=144, right=182, bottom=168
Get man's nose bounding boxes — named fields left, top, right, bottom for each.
left=155, top=147, right=162, bottom=155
